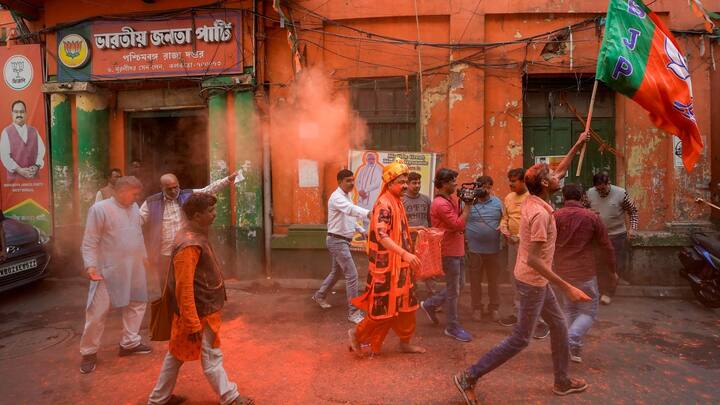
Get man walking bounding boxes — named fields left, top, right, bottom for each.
left=453, top=135, right=591, bottom=403
left=148, top=193, right=253, bottom=405
left=553, top=184, right=617, bottom=363
left=79, top=176, right=152, bottom=374
left=465, top=176, right=503, bottom=322
left=587, top=171, right=639, bottom=305
left=421, top=168, right=473, bottom=343
left=499, top=168, right=550, bottom=339
left=402, top=171, right=436, bottom=295
left=140, top=172, right=235, bottom=299
left=312, top=169, right=370, bottom=324
left=349, top=159, right=425, bottom=356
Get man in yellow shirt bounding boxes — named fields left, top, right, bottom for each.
left=498, top=168, right=549, bottom=339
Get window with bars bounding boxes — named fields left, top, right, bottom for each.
left=350, top=76, right=420, bottom=152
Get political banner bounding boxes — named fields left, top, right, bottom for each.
left=0, top=44, right=52, bottom=235
left=348, top=150, right=436, bottom=250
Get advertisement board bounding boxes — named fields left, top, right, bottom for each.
left=0, top=45, right=51, bottom=234
left=348, top=150, right=436, bottom=249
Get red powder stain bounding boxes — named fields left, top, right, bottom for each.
left=685, top=376, right=699, bottom=384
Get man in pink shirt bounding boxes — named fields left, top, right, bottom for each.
left=420, top=168, right=473, bottom=343
left=453, top=134, right=592, bottom=403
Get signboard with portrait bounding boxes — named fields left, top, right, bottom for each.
left=348, top=150, right=437, bottom=250
left=56, top=10, right=243, bottom=81
left=0, top=45, right=51, bottom=235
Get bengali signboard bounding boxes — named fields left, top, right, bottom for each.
left=0, top=45, right=52, bottom=235
left=56, top=10, right=243, bottom=81
left=348, top=150, right=436, bottom=250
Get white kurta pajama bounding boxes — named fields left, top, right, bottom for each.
left=79, top=197, right=149, bottom=356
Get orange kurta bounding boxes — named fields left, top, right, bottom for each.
left=352, top=191, right=418, bottom=319
left=168, top=246, right=222, bottom=362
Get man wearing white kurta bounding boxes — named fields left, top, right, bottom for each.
left=79, top=176, right=152, bottom=374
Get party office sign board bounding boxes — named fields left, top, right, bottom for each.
left=56, top=10, right=243, bottom=81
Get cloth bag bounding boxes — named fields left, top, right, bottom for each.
left=413, top=228, right=445, bottom=280
left=149, top=266, right=173, bottom=341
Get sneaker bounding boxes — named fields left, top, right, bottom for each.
left=348, top=311, right=364, bottom=324
left=600, top=294, right=612, bottom=305
left=445, top=326, right=473, bottom=342
left=452, top=371, right=477, bottom=405
left=489, top=309, right=500, bottom=322
left=79, top=353, right=97, bottom=374
left=570, top=347, right=582, bottom=363
left=420, top=300, right=439, bottom=325
left=553, top=377, right=589, bottom=396
left=471, top=309, right=483, bottom=322
left=533, top=321, right=550, bottom=340
left=498, top=314, right=517, bottom=327
left=312, top=294, right=332, bottom=309
left=118, top=343, right=152, bottom=357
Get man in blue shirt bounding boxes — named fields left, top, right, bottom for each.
left=465, top=176, right=504, bottom=322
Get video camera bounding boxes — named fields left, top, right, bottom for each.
left=457, top=182, right=488, bottom=204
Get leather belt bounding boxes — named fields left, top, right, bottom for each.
left=327, top=232, right=353, bottom=242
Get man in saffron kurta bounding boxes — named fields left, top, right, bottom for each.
left=148, top=193, right=253, bottom=405
left=350, top=159, right=425, bottom=356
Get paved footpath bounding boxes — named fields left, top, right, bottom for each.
left=1, top=277, right=718, bottom=404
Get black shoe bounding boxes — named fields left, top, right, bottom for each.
left=80, top=353, right=97, bottom=374
left=165, top=395, right=187, bottom=405
left=533, top=321, right=550, bottom=339
left=498, top=314, right=517, bottom=327
left=453, top=371, right=478, bottom=404
left=553, top=377, right=588, bottom=396
left=420, top=300, right=439, bottom=325
left=118, top=342, right=152, bottom=357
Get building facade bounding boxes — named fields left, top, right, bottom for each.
left=0, top=0, right=718, bottom=284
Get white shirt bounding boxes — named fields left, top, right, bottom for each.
left=0, top=124, right=46, bottom=172
left=327, top=187, right=369, bottom=238
left=139, top=176, right=231, bottom=256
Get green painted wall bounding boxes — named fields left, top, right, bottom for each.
left=233, top=90, right=263, bottom=275
left=76, top=93, right=109, bottom=221
left=208, top=92, right=231, bottom=226
left=50, top=93, right=74, bottom=226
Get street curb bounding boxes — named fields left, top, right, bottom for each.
left=224, top=278, right=694, bottom=299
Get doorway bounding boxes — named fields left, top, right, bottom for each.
left=126, top=109, right=209, bottom=195
left=523, top=77, right=616, bottom=200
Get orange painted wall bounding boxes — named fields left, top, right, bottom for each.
left=14, top=0, right=718, bottom=234
left=267, top=0, right=717, bottom=233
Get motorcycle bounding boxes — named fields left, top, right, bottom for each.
left=678, top=232, right=720, bottom=308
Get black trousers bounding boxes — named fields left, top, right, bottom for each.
left=468, top=252, right=501, bottom=311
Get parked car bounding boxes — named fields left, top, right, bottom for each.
left=0, top=216, right=51, bottom=293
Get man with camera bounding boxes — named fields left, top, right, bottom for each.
left=465, top=176, right=503, bottom=323
left=420, top=168, right=473, bottom=342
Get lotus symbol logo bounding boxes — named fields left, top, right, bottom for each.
left=63, top=40, right=82, bottom=59
left=58, top=34, right=90, bottom=69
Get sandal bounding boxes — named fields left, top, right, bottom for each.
left=232, top=396, right=255, bottom=405
left=347, top=328, right=363, bottom=357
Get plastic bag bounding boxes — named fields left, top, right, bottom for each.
left=413, top=228, right=445, bottom=280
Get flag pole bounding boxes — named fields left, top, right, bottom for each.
left=575, top=80, right=599, bottom=177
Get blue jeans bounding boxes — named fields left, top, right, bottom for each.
left=315, top=236, right=359, bottom=316
left=466, top=280, right=570, bottom=385
left=553, top=277, right=599, bottom=351
left=424, top=256, right=464, bottom=329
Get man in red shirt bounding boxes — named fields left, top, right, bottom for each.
left=453, top=134, right=591, bottom=403
left=553, top=183, right=617, bottom=363
left=420, top=168, right=473, bottom=342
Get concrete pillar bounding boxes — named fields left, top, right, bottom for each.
left=208, top=92, right=231, bottom=226
left=233, top=90, right=263, bottom=276
left=76, top=92, right=109, bottom=221
left=50, top=93, right=74, bottom=226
